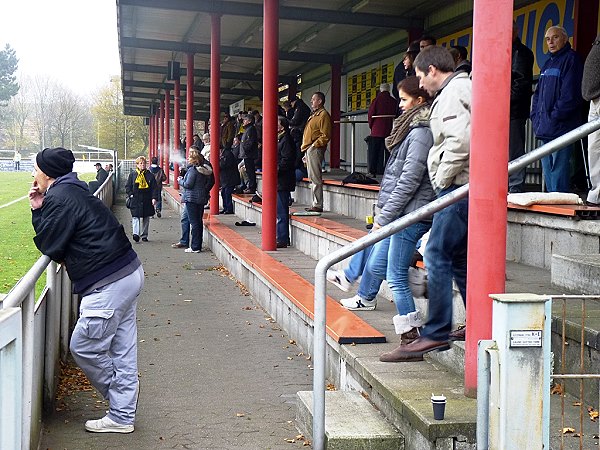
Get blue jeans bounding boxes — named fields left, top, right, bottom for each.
left=540, top=139, right=573, bottom=192
left=179, top=204, right=190, bottom=247
left=277, top=191, right=291, bottom=244
left=221, top=186, right=234, bottom=213
left=343, top=237, right=382, bottom=300
left=155, top=190, right=163, bottom=212
left=375, top=221, right=432, bottom=316
left=422, top=186, right=468, bottom=341
left=185, top=202, right=204, bottom=251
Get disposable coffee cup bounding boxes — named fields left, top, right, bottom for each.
left=431, top=394, right=446, bottom=420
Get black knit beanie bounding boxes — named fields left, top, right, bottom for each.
left=36, top=147, right=75, bottom=178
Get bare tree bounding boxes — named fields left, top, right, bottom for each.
left=3, top=78, right=30, bottom=150
left=49, top=84, right=87, bottom=148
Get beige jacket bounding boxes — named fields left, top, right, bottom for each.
left=301, top=107, right=332, bottom=151
left=427, top=72, right=472, bottom=192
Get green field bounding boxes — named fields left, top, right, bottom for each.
left=0, top=171, right=96, bottom=295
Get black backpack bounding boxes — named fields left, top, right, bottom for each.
left=341, top=171, right=379, bottom=185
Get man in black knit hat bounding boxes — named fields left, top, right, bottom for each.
left=29, top=147, right=143, bottom=433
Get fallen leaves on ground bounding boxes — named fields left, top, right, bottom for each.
left=54, top=360, right=94, bottom=411
left=285, top=434, right=310, bottom=445
left=551, top=383, right=564, bottom=395
left=213, top=264, right=250, bottom=295
left=326, top=383, right=336, bottom=391
left=589, top=406, right=599, bottom=422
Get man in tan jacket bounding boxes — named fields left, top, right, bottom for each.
left=301, top=92, right=332, bottom=213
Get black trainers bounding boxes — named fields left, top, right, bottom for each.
left=132, top=234, right=140, bottom=242
left=156, top=210, right=161, bottom=218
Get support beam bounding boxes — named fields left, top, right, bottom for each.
left=330, top=63, right=341, bottom=169
left=122, top=63, right=295, bottom=84
left=121, top=37, right=341, bottom=64
left=465, top=0, right=512, bottom=397
left=165, top=89, right=171, bottom=182
left=159, top=97, right=165, bottom=168
left=120, top=0, right=423, bottom=29
left=122, top=79, right=261, bottom=97
left=261, top=0, right=278, bottom=251
left=174, top=79, right=181, bottom=189
left=209, top=14, right=221, bottom=215
left=186, top=53, right=194, bottom=158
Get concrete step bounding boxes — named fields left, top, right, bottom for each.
left=296, top=390, right=404, bottom=450
left=551, top=254, right=600, bottom=295
left=232, top=193, right=467, bottom=341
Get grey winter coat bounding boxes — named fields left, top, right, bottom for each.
left=376, top=125, right=435, bottom=227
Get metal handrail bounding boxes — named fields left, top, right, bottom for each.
left=311, top=117, right=600, bottom=450
left=1, top=170, right=115, bottom=450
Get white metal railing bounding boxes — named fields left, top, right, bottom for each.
left=311, top=117, right=600, bottom=450
left=0, top=172, right=114, bottom=450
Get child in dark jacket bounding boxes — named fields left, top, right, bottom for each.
left=219, top=146, right=240, bottom=214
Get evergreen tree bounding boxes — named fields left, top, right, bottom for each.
left=0, top=43, right=19, bottom=106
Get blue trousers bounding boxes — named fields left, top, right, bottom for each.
left=343, top=235, right=386, bottom=301
left=185, top=202, right=204, bottom=251
left=277, top=191, right=291, bottom=244
left=540, top=139, right=573, bottom=192
left=221, top=186, right=234, bottom=213
left=422, top=186, right=468, bottom=341
left=70, top=265, right=144, bottom=425
left=179, top=204, right=190, bottom=247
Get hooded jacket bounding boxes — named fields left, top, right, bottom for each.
left=32, top=172, right=138, bottom=294
left=531, top=42, right=584, bottom=140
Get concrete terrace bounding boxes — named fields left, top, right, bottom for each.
left=39, top=189, right=600, bottom=449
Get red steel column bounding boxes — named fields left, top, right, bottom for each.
left=330, top=63, right=341, bottom=169
left=209, top=14, right=221, bottom=215
left=165, top=89, right=171, bottom=183
left=159, top=98, right=165, bottom=168
left=464, top=0, right=513, bottom=397
left=154, top=112, right=159, bottom=160
left=149, top=115, right=154, bottom=159
left=261, top=0, right=279, bottom=250
left=153, top=114, right=157, bottom=158
left=174, top=79, right=181, bottom=189
left=186, top=53, right=194, bottom=159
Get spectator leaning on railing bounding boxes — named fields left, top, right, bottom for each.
left=29, top=146, right=144, bottom=434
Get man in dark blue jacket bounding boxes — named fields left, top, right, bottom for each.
left=531, top=26, right=584, bottom=192
left=30, top=147, right=143, bottom=433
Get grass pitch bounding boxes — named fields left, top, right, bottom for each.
left=0, top=171, right=96, bottom=295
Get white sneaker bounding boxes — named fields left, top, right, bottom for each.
left=184, top=248, right=201, bottom=253
left=85, top=415, right=134, bottom=433
left=326, top=269, right=353, bottom=292
left=340, top=295, right=377, bottom=311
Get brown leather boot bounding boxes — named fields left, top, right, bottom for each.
left=400, top=327, right=421, bottom=345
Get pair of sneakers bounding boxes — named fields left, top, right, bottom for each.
left=84, top=379, right=140, bottom=433
left=326, top=269, right=377, bottom=311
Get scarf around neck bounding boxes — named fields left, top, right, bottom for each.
left=385, top=102, right=431, bottom=151
left=135, top=169, right=149, bottom=189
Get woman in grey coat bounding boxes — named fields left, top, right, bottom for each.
left=371, top=77, right=436, bottom=355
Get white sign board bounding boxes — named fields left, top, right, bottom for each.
left=509, top=330, right=542, bottom=348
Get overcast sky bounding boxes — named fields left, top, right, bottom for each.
left=0, top=0, right=120, bottom=99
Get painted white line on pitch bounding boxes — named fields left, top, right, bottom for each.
left=0, top=195, right=28, bottom=209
